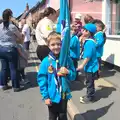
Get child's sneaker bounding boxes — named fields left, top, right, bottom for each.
left=80, top=96, right=94, bottom=104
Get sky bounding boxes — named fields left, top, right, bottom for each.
left=0, top=0, right=39, bottom=18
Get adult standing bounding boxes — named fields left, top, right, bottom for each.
left=0, top=9, right=23, bottom=91
left=35, top=7, right=57, bottom=61
left=21, top=19, right=31, bottom=52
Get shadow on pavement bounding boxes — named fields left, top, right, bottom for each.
left=74, top=102, right=114, bottom=120
left=70, top=74, right=86, bottom=91
left=100, top=68, right=116, bottom=78
left=100, top=62, right=116, bottom=78
left=94, top=85, right=116, bottom=102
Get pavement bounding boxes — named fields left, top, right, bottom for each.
left=31, top=41, right=120, bottom=120
left=68, top=61, right=120, bottom=120
left=0, top=43, right=48, bottom=120
left=0, top=41, right=120, bottom=120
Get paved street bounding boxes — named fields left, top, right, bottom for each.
left=0, top=42, right=71, bottom=120
left=0, top=41, right=120, bottom=120
left=70, top=61, right=120, bottom=120
left=0, top=42, right=48, bottom=120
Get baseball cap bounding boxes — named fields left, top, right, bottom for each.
left=83, top=23, right=97, bottom=34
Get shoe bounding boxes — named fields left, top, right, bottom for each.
left=80, top=96, right=94, bottom=104
left=13, top=86, right=24, bottom=92
left=20, top=79, right=30, bottom=85
left=0, top=85, right=3, bottom=89
left=2, top=85, right=12, bottom=90
left=23, top=78, right=30, bottom=84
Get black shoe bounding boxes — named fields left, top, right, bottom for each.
left=20, top=78, right=30, bottom=85
left=80, top=96, right=94, bottom=104
left=13, top=86, right=24, bottom=92
left=2, top=85, right=12, bottom=90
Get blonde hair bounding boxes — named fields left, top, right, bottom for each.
left=47, top=32, right=61, bottom=45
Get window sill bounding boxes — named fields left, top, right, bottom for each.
left=107, top=35, right=120, bottom=39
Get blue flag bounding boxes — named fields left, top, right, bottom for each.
left=58, top=0, right=70, bottom=92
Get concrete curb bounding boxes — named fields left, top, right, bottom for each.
left=67, top=99, right=85, bottom=120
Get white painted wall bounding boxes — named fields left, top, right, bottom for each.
left=102, top=0, right=112, bottom=35
left=102, top=0, right=120, bottom=67
left=49, top=0, right=60, bottom=10
left=102, top=36, right=120, bottom=67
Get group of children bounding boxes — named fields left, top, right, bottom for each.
left=37, top=13, right=106, bottom=120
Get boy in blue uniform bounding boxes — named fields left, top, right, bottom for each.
left=70, top=25, right=80, bottom=69
left=77, top=23, right=99, bottom=103
left=37, top=32, right=76, bottom=120
left=93, top=19, right=106, bottom=77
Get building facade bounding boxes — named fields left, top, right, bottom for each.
left=49, top=0, right=120, bottom=67
left=17, top=0, right=120, bottom=67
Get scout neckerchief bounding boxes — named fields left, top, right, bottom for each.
left=48, top=52, right=62, bottom=94
left=80, top=38, right=96, bottom=59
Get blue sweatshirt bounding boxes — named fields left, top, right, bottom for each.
left=37, top=53, right=76, bottom=103
left=70, top=35, right=80, bottom=59
left=82, top=39, right=99, bottom=73
left=94, top=31, right=105, bottom=58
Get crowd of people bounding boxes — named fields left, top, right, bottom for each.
left=0, top=7, right=106, bottom=120
left=34, top=7, right=106, bottom=120
left=0, top=9, right=30, bottom=92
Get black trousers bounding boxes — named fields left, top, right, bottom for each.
left=98, top=57, right=102, bottom=70
left=71, top=58, right=78, bottom=69
left=36, top=45, right=50, bottom=61
left=85, top=72, right=97, bottom=100
left=18, top=68, right=25, bottom=80
left=48, top=99, right=68, bottom=120
left=71, top=58, right=78, bottom=80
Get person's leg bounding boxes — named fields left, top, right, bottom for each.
left=8, top=47, right=20, bottom=89
left=97, top=57, right=102, bottom=78
left=0, top=59, right=8, bottom=86
left=86, top=73, right=95, bottom=99
left=58, top=99, right=68, bottom=120
left=20, top=68, right=30, bottom=84
left=20, top=69, right=25, bottom=80
left=0, top=47, right=12, bottom=90
left=80, top=72, right=95, bottom=103
left=48, top=103, right=58, bottom=120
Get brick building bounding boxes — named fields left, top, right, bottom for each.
left=17, top=0, right=48, bottom=27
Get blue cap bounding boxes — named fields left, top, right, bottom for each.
left=83, top=23, right=97, bottom=34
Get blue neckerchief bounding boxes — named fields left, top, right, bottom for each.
left=48, top=52, right=62, bottom=93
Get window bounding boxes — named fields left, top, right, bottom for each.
left=110, top=0, right=120, bottom=35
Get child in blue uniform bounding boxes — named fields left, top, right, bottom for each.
left=70, top=25, right=80, bottom=69
left=93, top=19, right=106, bottom=77
left=77, top=23, right=99, bottom=103
left=37, top=32, right=76, bottom=120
